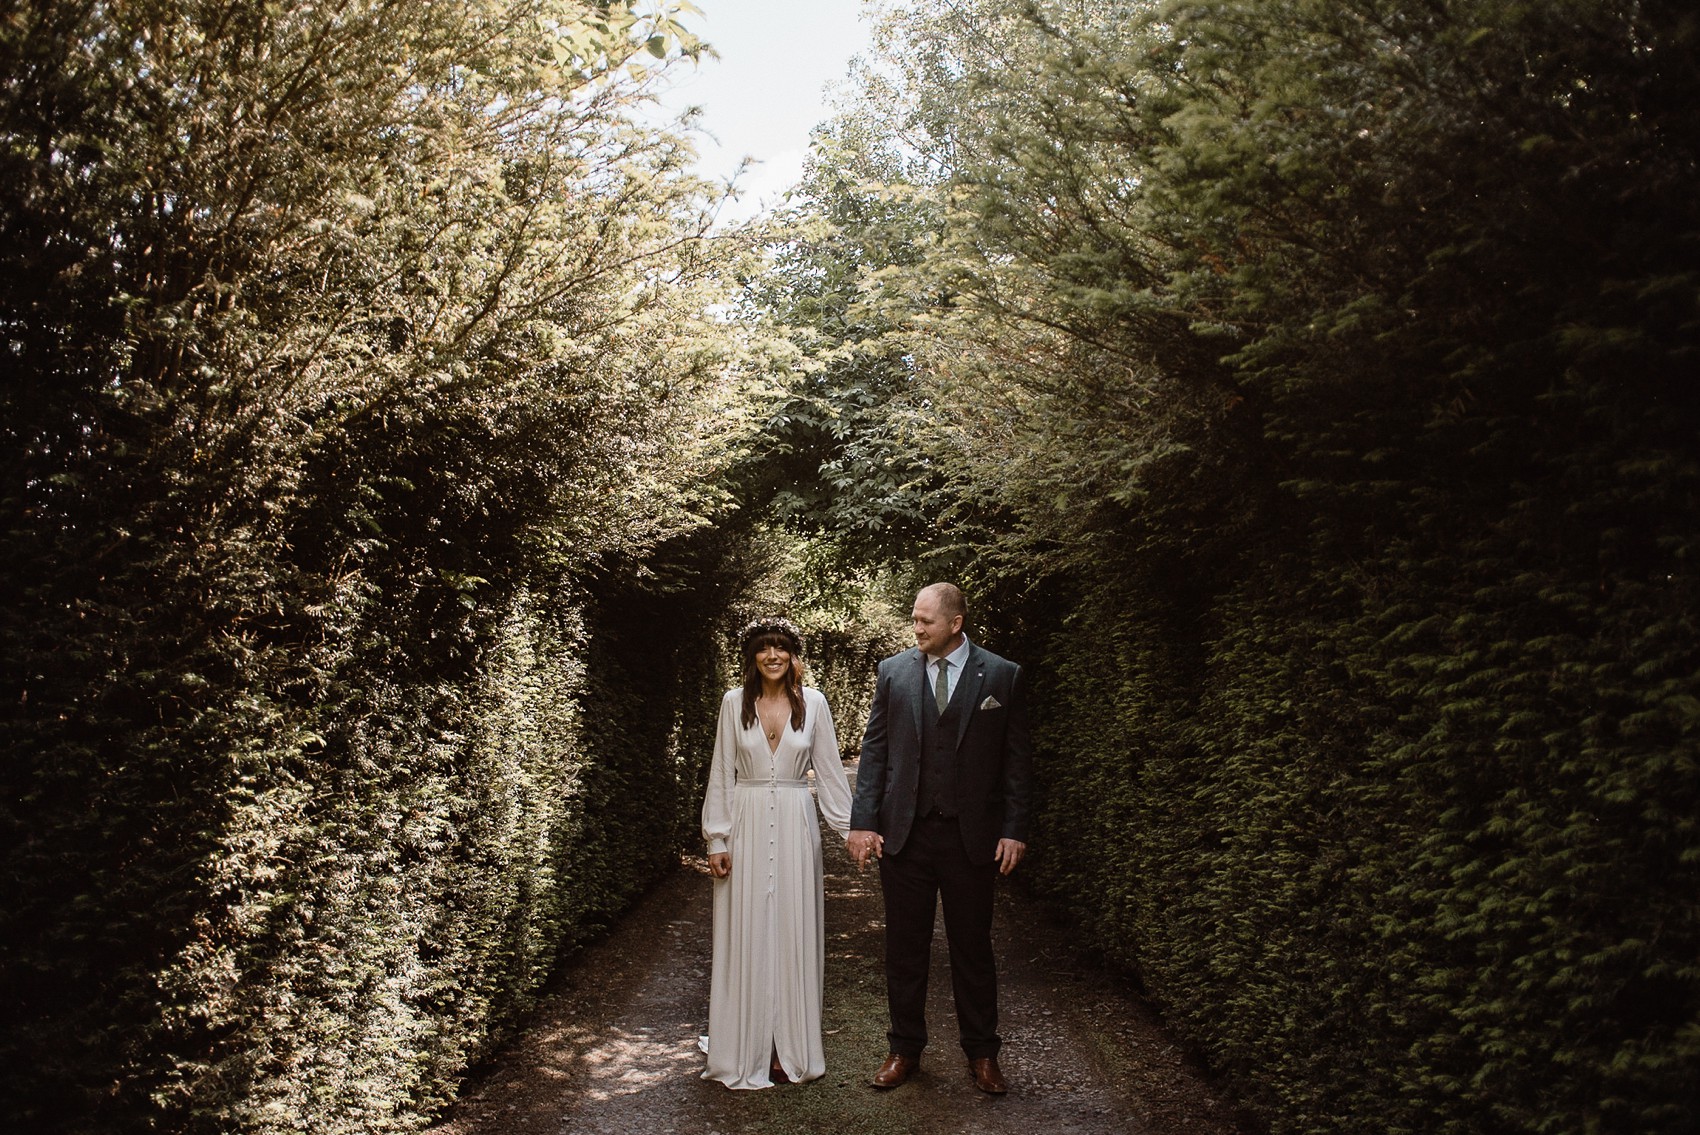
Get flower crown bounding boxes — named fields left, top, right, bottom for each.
left=739, top=615, right=803, bottom=655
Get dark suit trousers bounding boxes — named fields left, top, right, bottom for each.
left=879, top=813, right=1000, bottom=1059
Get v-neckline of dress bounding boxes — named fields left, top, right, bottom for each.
left=756, top=705, right=788, bottom=757
left=754, top=686, right=799, bottom=757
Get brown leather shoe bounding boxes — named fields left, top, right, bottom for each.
left=968, top=1055, right=1008, bottom=1094
left=870, top=1052, right=918, bottom=1089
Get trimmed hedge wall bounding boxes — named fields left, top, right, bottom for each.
left=1017, top=483, right=1700, bottom=1133
left=2, top=555, right=736, bottom=1135
left=1, top=4, right=737, bottom=1131
left=844, top=1, right=1700, bottom=1129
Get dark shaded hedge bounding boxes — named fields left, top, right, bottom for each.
left=1, top=530, right=740, bottom=1135
left=993, top=50, right=1700, bottom=1135
left=887, top=1, right=1700, bottom=1131
left=1018, top=488, right=1698, bottom=1133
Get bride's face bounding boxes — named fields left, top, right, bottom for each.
left=755, top=644, right=792, bottom=684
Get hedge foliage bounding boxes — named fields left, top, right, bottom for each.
left=0, top=2, right=747, bottom=1132
left=9, top=0, right=1699, bottom=1132
left=796, top=1, right=1700, bottom=1131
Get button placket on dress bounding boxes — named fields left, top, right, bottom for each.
left=768, top=748, right=776, bottom=896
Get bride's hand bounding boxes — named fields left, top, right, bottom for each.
left=708, top=852, right=731, bottom=878
left=846, top=829, right=883, bottom=868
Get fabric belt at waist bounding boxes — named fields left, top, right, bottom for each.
left=735, top=777, right=809, bottom=789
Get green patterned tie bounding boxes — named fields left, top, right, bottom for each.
left=934, top=658, right=950, bottom=716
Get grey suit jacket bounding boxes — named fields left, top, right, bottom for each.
left=851, top=641, right=1032, bottom=863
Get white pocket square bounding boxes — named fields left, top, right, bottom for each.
left=979, top=695, right=1003, bottom=710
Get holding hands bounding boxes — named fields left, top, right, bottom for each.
left=846, top=831, right=1024, bottom=874
left=846, top=829, right=884, bottom=868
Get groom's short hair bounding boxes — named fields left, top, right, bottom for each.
left=921, top=582, right=966, bottom=621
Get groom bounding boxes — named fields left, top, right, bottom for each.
left=847, top=583, right=1032, bottom=1095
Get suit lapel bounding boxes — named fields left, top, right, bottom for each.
left=906, top=648, right=927, bottom=741
left=952, top=644, right=988, bottom=752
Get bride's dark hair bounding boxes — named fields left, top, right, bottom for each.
left=738, top=619, right=806, bottom=732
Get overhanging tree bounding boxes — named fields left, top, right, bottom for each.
left=1, top=3, right=743, bottom=1132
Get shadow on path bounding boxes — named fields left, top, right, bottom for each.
left=434, top=765, right=1255, bottom=1135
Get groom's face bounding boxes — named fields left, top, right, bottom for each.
left=912, top=592, right=964, bottom=657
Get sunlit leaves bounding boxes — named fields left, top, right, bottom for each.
left=815, top=2, right=1700, bottom=1133
left=1, top=2, right=741, bottom=1132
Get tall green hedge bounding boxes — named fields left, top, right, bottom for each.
left=3, top=558, right=737, bottom=1135
left=0, top=2, right=738, bottom=1131
left=804, top=1, right=1700, bottom=1131
left=1020, top=476, right=1699, bottom=1133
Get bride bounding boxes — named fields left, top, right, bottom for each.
left=700, top=616, right=853, bottom=1089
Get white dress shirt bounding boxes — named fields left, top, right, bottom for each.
left=929, top=636, right=972, bottom=707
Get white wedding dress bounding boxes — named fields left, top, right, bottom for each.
left=700, top=686, right=852, bottom=1089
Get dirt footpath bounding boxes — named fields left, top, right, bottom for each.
left=434, top=777, right=1255, bottom=1135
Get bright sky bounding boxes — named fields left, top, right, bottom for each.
left=654, top=0, right=874, bottom=222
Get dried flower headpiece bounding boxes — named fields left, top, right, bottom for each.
left=738, top=615, right=803, bottom=656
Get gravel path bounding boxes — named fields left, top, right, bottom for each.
left=433, top=767, right=1256, bottom=1135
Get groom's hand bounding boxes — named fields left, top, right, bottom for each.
left=847, top=829, right=883, bottom=868
left=994, top=839, right=1026, bottom=875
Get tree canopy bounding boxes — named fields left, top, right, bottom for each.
left=3, top=3, right=748, bottom=1131
left=751, top=1, right=1700, bottom=1131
